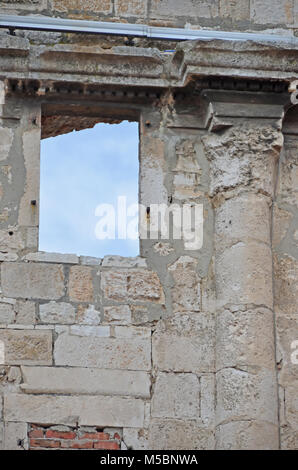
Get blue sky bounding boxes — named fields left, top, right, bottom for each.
left=39, top=121, right=139, bottom=258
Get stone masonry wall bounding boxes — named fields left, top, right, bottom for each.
left=0, top=0, right=297, bottom=37
left=0, top=19, right=297, bottom=449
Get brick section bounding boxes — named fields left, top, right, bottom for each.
left=28, top=424, right=121, bottom=451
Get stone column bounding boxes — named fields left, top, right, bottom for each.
left=203, top=101, right=285, bottom=449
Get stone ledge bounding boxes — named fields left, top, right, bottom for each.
left=20, top=366, right=151, bottom=398
left=24, top=251, right=79, bottom=264
left=4, top=393, right=146, bottom=428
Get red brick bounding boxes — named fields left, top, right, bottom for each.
left=29, top=429, right=44, bottom=438
left=30, top=439, right=61, bottom=448
left=45, top=430, right=77, bottom=439
left=94, top=441, right=120, bottom=450
left=79, top=432, right=110, bottom=440
left=69, top=441, right=93, bottom=449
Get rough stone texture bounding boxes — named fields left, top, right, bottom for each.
left=54, top=330, right=151, bottom=370
left=152, top=372, right=200, bottom=420
left=15, top=301, right=36, bottom=325
left=216, top=367, right=278, bottom=425
left=152, top=312, right=215, bottom=373
left=101, top=269, right=164, bottom=303
left=251, top=0, right=294, bottom=25
left=168, top=256, right=201, bottom=312
left=0, top=127, right=13, bottom=162
left=52, top=0, right=113, bottom=14
left=216, top=421, right=279, bottom=450
left=103, top=305, right=131, bottom=325
left=68, top=266, right=94, bottom=303
left=115, top=0, right=147, bottom=17
left=0, top=17, right=297, bottom=450
left=216, top=242, right=273, bottom=309
left=76, top=304, right=101, bottom=325
left=1, top=263, right=65, bottom=300
left=274, top=255, right=298, bottom=316
left=150, top=0, right=219, bottom=19
left=202, top=126, right=283, bottom=198
left=219, top=0, right=250, bottom=21
left=0, top=302, right=15, bottom=324
left=0, top=329, right=52, bottom=365
left=149, top=419, right=215, bottom=450
left=39, top=302, right=76, bottom=324
left=216, top=307, right=276, bottom=370
left=4, top=422, right=28, bottom=451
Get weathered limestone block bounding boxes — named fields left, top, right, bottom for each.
left=0, top=329, right=52, bottom=365
left=113, top=326, right=151, bottom=338
left=54, top=330, right=151, bottom=370
left=122, top=428, right=149, bottom=450
left=280, top=426, right=298, bottom=450
left=18, top=127, right=40, bottom=227
left=273, top=205, right=293, bottom=248
left=4, top=394, right=145, bottom=428
left=216, top=420, right=279, bottom=450
left=52, top=0, right=113, bottom=14
left=76, top=304, right=101, bottom=325
left=140, top=135, right=167, bottom=207
left=24, top=252, right=79, bottom=264
left=21, top=366, right=151, bottom=398
left=1, top=263, right=65, bottom=300
left=152, top=312, right=215, bottom=373
left=103, top=305, right=131, bottom=325
left=115, top=0, right=147, bottom=17
left=0, top=127, right=13, bottom=161
left=200, top=374, right=215, bottom=426
left=0, top=253, right=18, bottom=262
left=216, top=242, right=273, bottom=309
left=276, top=136, right=298, bottom=207
left=4, top=422, right=28, bottom=451
left=69, top=325, right=110, bottom=337
left=283, top=383, right=298, bottom=430
left=149, top=419, right=215, bottom=450
left=0, top=0, right=47, bottom=12
left=215, top=193, right=271, bottom=250
left=202, top=126, right=283, bottom=197
left=39, top=302, right=76, bottom=324
left=251, top=0, right=294, bottom=25
left=101, top=269, right=164, bottom=303
left=152, top=372, right=200, bottom=420
left=168, top=256, right=201, bottom=312
left=150, top=0, right=219, bottom=19
left=219, top=0, right=250, bottom=21
left=276, top=315, right=298, bottom=386
left=15, top=300, right=36, bottom=325
left=0, top=302, right=15, bottom=324
left=274, top=254, right=298, bottom=316
left=216, top=308, right=275, bottom=370
left=0, top=230, right=25, bottom=252
left=68, top=266, right=94, bottom=303
left=216, top=367, right=278, bottom=425
left=102, top=256, right=147, bottom=268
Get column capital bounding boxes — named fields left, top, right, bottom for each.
left=200, top=88, right=291, bottom=132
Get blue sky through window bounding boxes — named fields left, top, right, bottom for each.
left=39, top=121, right=139, bottom=258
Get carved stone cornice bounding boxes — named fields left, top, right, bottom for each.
left=0, top=33, right=297, bottom=90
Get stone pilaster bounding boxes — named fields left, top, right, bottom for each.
left=202, top=98, right=286, bottom=449
left=0, top=94, right=41, bottom=254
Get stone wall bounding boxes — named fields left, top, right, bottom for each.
left=0, top=0, right=297, bottom=37
left=0, top=17, right=297, bottom=450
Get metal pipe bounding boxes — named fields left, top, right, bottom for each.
left=0, top=14, right=298, bottom=44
